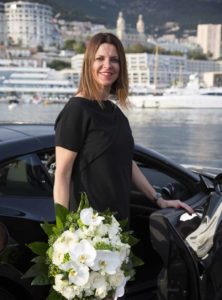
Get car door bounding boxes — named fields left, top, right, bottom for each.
left=149, top=184, right=222, bottom=300
left=0, top=151, right=55, bottom=243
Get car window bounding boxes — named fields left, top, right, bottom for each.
left=138, top=164, right=181, bottom=188
left=37, top=150, right=55, bottom=182
left=0, top=154, right=52, bottom=197
left=133, top=158, right=191, bottom=201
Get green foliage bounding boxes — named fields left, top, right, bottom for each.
left=125, top=43, right=147, bottom=53
left=63, top=39, right=86, bottom=53
left=47, top=60, right=71, bottom=70
left=23, top=192, right=143, bottom=298
left=47, top=289, right=66, bottom=300
left=94, top=241, right=113, bottom=250
left=41, top=222, right=54, bottom=237
left=22, top=256, right=50, bottom=285
left=55, top=203, right=69, bottom=229
left=63, top=39, right=76, bottom=50
left=121, top=231, right=139, bottom=246
left=27, top=242, right=48, bottom=256
left=77, top=192, right=90, bottom=212
left=187, top=51, right=208, bottom=60
left=73, top=41, right=86, bottom=54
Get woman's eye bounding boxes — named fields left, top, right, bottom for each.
left=111, top=58, right=119, bottom=63
left=95, top=57, right=104, bottom=61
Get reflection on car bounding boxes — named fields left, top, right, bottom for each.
left=0, top=123, right=222, bottom=300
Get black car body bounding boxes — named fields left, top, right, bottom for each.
left=0, top=123, right=222, bottom=300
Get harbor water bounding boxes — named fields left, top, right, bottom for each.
left=0, top=102, right=222, bottom=168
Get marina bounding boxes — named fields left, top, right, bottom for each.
left=0, top=102, right=222, bottom=169
left=129, top=74, right=222, bottom=109
left=0, top=66, right=77, bottom=104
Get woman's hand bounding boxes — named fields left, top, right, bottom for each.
left=157, top=198, right=194, bottom=214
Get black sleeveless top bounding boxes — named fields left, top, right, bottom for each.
left=55, top=97, right=134, bottom=220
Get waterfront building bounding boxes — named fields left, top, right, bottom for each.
left=203, top=72, right=222, bottom=87
left=116, top=12, right=147, bottom=47
left=71, top=52, right=222, bottom=90
left=0, top=66, right=77, bottom=100
left=4, top=1, right=54, bottom=49
left=71, top=53, right=83, bottom=86
left=0, top=56, right=46, bottom=68
left=156, top=36, right=202, bottom=54
left=0, top=3, right=5, bottom=45
left=58, top=19, right=107, bottom=41
left=197, top=24, right=222, bottom=59
left=72, top=52, right=150, bottom=91
left=126, top=53, right=150, bottom=92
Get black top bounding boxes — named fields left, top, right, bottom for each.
left=55, top=97, right=134, bottom=220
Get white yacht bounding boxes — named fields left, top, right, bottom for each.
left=129, top=74, right=222, bottom=109
left=0, top=66, right=77, bottom=103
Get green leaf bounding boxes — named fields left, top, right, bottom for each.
left=47, top=290, right=65, bottom=300
left=41, top=222, right=54, bottom=237
left=55, top=203, right=69, bottom=228
left=22, top=256, right=48, bottom=281
left=31, top=274, right=51, bottom=286
left=77, top=192, right=89, bottom=213
left=22, top=262, right=41, bottom=279
left=119, top=218, right=128, bottom=229
left=122, top=231, right=139, bottom=246
left=55, top=215, right=64, bottom=230
left=131, top=254, right=144, bottom=267
left=27, top=242, right=48, bottom=256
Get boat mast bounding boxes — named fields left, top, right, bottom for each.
left=153, top=45, right=158, bottom=95
left=178, top=64, right=183, bottom=87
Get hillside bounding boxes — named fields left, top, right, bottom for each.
left=2, top=0, right=222, bottom=35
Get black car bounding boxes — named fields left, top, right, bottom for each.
left=0, top=123, right=222, bottom=300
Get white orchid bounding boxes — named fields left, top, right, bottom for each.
left=68, top=264, right=90, bottom=286
left=109, top=270, right=125, bottom=288
left=95, top=222, right=109, bottom=236
left=52, top=230, right=78, bottom=266
left=108, top=216, right=121, bottom=239
left=92, top=250, right=122, bottom=274
left=114, top=276, right=129, bottom=299
left=69, top=239, right=97, bottom=267
left=80, top=207, right=104, bottom=227
left=61, top=285, right=79, bottom=300
left=53, top=274, right=69, bottom=292
left=47, top=198, right=136, bottom=300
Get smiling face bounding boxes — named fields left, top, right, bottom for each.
left=92, top=43, right=120, bottom=96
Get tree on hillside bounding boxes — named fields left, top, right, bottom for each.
left=125, top=43, right=148, bottom=53
left=63, top=39, right=86, bottom=53
left=187, top=51, right=208, bottom=60
left=47, top=60, right=71, bottom=70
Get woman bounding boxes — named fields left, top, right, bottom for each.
left=54, top=32, right=193, bottom=220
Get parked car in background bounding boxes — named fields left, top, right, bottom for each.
left=0, top=123, right=222, bottom=300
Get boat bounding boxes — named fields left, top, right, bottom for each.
left=7, top=95, right=20, bottom=110
left=0, top=66, right=77, bottom=103
left=129, top=74, right=222, bottom=109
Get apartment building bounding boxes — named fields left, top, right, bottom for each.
left=197, top=24, right=222, bottom=59
left=4, top=1, right=53, bottom=48
left=0, top=3, right=5, bottom=45
left=71, top=52, right=222, bottom=89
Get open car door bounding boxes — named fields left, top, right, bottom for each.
left=150, top=185, right=222, bottom=300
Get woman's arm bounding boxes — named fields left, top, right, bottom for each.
left=54, top=146, right=77, bottom=209
left=132, top=161, right=194, bottom=214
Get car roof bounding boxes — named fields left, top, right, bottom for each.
left=0, top=123, right=55, bottom=161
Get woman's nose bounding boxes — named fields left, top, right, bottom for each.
left=103, top=59, right=111, bottom=68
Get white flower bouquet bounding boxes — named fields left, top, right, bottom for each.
left=23, top=193, right=143, bottom=300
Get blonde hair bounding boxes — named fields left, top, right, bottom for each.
left=77, top=32, right=129, bottom=108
